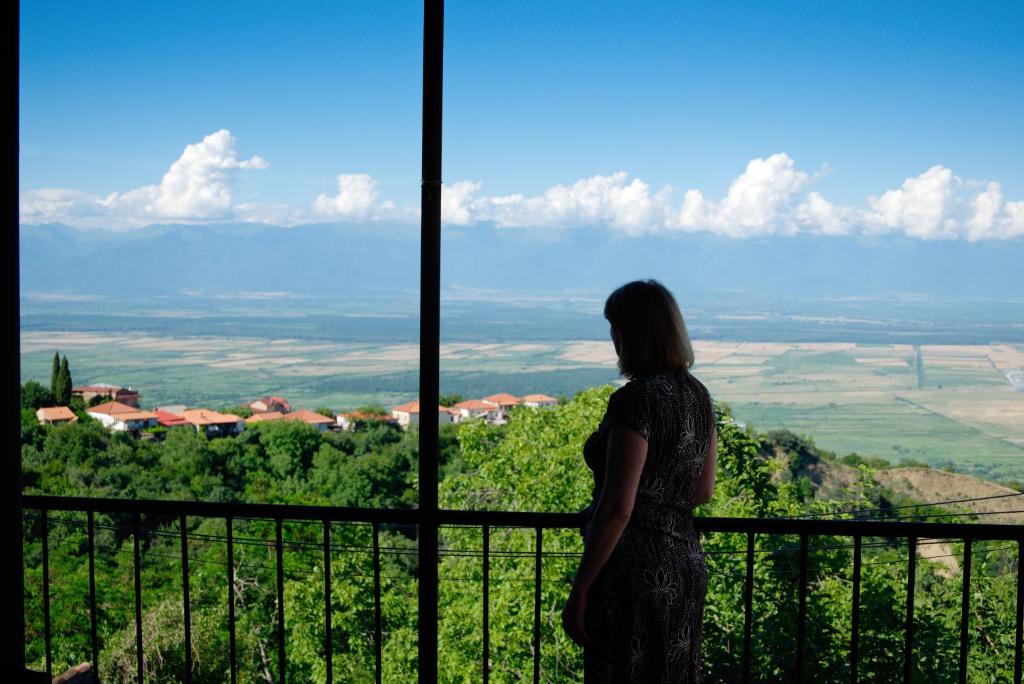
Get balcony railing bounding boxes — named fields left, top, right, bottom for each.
left=22, top=494, right=1024, bottom=683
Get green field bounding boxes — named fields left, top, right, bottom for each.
left=21, top=332, right=1024, bottom=482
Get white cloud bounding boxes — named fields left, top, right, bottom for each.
left=19, top=133, right=1024, bottom=241
left=442, top=172, right=669, bottom=235
left=20, top=129, right=267, bottom=229
left=865, top=165, right=960, bottom=239
left=313, top=173, right=380, bottom=218
left=668, top=153, right=810, bottom=236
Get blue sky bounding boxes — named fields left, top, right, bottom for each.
left=19, top=1, right=1024, bottom=239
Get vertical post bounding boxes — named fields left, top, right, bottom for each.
left=42, top=510, right=52, bottom=679
left=419, top=1, right=444, bottom=683
left=1015, top=538, right=1022, bottom=684
left=904, top=536, right=917, bottom=684
left=179, top=514, right=193, bottom=684
left=482, top=525, right=490, bottom=683
left=796, top=533, right=808, bottom=683
left=533, top=527, right=543, bottom=684
left=87, top=511, right=99, bottom=679
left=850, top=535, right=861, bottom=684
left=959, top=538, right=972, bottom=684
left=226, top=517, right=237, bottom=684
left=742, top=532, right=754, bottom=683
left=133, top=513, right=144, bottom=683
left=276, top=519, right=286, bottom=684
left=6, top=2, right=25, bottom=673
left=323, top=520, right=333, bottom=684
left=373, top=523, right=383, bottom=684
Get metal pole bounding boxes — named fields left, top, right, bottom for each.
left=7, top=3, right=25, bottom=676
left=418, top=1, right=444, bottom=682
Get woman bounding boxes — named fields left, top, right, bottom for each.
left=562, top=279, right=717, bottom=683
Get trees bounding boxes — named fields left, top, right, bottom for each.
left=54, top=355, right=72, bottom=405
left=18, top=384, right=1021, bottom=681
left=50, top=351, right=61, bottom=397
left=21, top=381, right=54, bottom=410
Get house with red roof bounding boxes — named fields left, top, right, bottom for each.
left=453, top=399, right=501, bottom=423
left=391, top=400, right=456, bottom=429
left=249, top=396, right=292, bottom=414
left=35, top=406, right=78, bottom=426
left=87, top=401, right=159, bottom=432
left=481, top=392, right=521, bottom=420
left=181, top=409, right=246, bottom=437
left=154, top=410, right=190, bottom=428
left=284, top=409, right=336, bottom=432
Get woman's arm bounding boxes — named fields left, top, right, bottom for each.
left=692, top=424, right=717, bottom=506
left=572, top=425, right=648, bottom=591
left=563, top=425, right=647, bottom=645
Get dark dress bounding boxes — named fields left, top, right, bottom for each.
left=581, top=369, right=715, bottom=683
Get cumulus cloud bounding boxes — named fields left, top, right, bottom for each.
left=313, top=173, right=380, bottom=218
left=20, top=129, right=267, bottom=229
left=434, top=155, right=1022, bottom=241
left=19, top=132, right=1024, bottom=241
left=441, top=172, right=669, bottom=235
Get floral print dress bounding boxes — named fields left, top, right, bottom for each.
left=581, top=370, right=715, bottom=683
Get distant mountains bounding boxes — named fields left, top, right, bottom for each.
left=20, top=222, right=1024, bottom=304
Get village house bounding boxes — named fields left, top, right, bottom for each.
left=283, top=409, right=335, bottom=433
left=337, top=411, right=397, bottom=431
left=452, top=399, right=501, bottom=423
left=181, top=409, right=246, bottom=437
left=245, top=411, right=285, bottom=425
left=87, top=401, right=159, bottom=432
left=35, top=406, right=78, bottom=426
left=481, top=392, right=521, bottom=420
left=521, top=393, right=558, bottom=408
left=72, top=383, right=140, bottom=408
left=153, top=410, right=190, bottom=429
left=391, top=400, right=456, bottom=429
left=249, top=396, right=292, bottom=414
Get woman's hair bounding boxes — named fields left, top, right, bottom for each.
left=603, top=279, right=695, bottom=378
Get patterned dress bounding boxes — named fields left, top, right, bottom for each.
left=581, top=369, right=715, bottom=683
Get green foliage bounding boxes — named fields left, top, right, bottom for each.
left=55, top=355, right=73, bottom=405
left=50, top=351, right=61, bottom=399
left=438, top=393, right=464, bottom=408
left=20, top=384, right=1020, bottom=681
left=21, top=381, right=55, bottom=410
left=220, top=404, right=253, bottom=418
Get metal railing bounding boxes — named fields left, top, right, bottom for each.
left=23, top=494, right=1024, bottom=683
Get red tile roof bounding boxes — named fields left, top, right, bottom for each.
left=87, top=401, right=158, bottom=421
left=36, top=406, right=78, bottom=422
left=154, top=410, right=189, bottom=427
left=454, top=399, right=498, bottom=411
left=246, top=411, right=285, bottom=423
left=522, top=393, right=557, bottom=403
left=392, top=400, right=456, bottom=414
left=181, top=409, right=243, bottom=426
left=284, top=409, right=335, bottom=425
left=483, top=392, right=520, bottom=406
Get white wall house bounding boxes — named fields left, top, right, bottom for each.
left=87, top=401, right=159, bottom=432
left=181, top=409, right=246, bottom=437
left=481, top=393, right=521, bottom=420
left=284, top=409, right=336, bottom=433
left=453, top=399, right=501, bottom=423
left=521, top=393, right=558, bottom=408
left=391, top=400, right=456, bottom=429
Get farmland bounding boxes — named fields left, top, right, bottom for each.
left=21, top=331, right=1024, bottom=482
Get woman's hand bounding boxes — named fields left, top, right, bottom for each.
left=562, top=585, right=590, bottom=647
